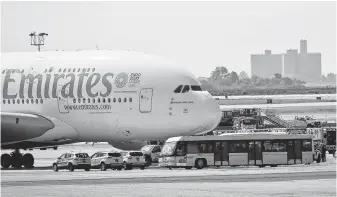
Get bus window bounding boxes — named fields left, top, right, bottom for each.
left=229, top=141, right=247, bottom=153
left=263, top=141, right=272, bottom=152
left=207, top=143, right=214, bottom=153
left=302, top=140, right=312, bottom=151
left=294, top=140, right=302, bottom=160
left=198, top=143, right=207, bottom=153
left=176, top=142, right=186, bottom=156
left=187, top=142, right=198, bottom=154
left=271, top=140, right=286, bottom=152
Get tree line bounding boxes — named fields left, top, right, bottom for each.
left=198, top=66, right=336, bottom=95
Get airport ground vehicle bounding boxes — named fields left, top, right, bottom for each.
left=159, top=133, right=314, bottom=169
left=52, top=152, right=91, bottom=172
left=121, top=151, right=146, bottom=170
left=141, top=145, right=162, bottom=166
left=90, top=151, right=123, bottom=171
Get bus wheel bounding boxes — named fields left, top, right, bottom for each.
left=185, top=166, right=192, bottom=170
left=195, top=159, right=206, bottom=169
left=270, top=164, right=278, bottom=167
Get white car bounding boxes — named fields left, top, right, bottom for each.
left=90, top=151, right=123, bottom=171
left=121, top=151, right=146, bottom=170
left=53, top=152, right=91, bottom=172
left=141, top=145, right=162, bottom=166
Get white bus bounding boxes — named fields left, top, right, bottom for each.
left=158, top=132, right=314, bottom=169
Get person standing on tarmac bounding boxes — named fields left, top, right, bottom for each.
left=321, top=145, right=327, bottom=162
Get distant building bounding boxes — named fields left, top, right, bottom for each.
left=283, top=40, right=321, bottom=82
left=284, top=49, right=299, bottom=78
left=251, top=50, right=282, bottom=78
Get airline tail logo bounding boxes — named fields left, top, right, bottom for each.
left=2, top=69, right=141, bottom=99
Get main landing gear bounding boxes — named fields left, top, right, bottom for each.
left=1, top=149, right=34, bottom=169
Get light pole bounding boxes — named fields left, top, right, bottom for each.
left=29, top=32, right=48, bottom=51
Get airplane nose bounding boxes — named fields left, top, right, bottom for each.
left=201, top=95, right=222, bottom=132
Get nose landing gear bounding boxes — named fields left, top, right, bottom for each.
left=1, top=149, right=34, bottom=169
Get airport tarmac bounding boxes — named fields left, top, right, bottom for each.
left=1, top=156, right=336, bottom=197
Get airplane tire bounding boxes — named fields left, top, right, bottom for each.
left=11, top=153, right=23, bottom=168
left=1, top=154, right=12, bottom=168
left=23, top=153, right=34, bottom=168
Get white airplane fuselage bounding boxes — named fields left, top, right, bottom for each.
left=1, top=50, right=222, bottom=149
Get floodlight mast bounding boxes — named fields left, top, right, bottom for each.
left=29, top=32, right=48, bottom=51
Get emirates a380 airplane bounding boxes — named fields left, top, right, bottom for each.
left=1, top=50, right=222, bottom=168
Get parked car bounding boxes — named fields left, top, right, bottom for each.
left=52, top=152, right=91, bottom=172
left=141, top=145, right=162, bottom=166
left=121, top=151, right=146, bottom=170
left=90, top=151, right=123, bottom=171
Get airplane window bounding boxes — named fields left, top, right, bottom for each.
left=21, top=70, right=24, bottom=73
left=22, top=99, right=24, bottom=104
left=63, top=68, right=67, bottom=72
left=103, top=98, right=106, bottom=103
left=73, top=68, right=76, bottom=72
left=73, top=99, right=76, bottom=103
left=12, top=99, right=15, bottom=104
left=82, top=68, right=86, bottom=72
left=113, top=98, right=116, bottom=103
left=26, top=99, right=29, bottom=104
left=191, top=85, right=203, bottom=91
left=129, top=98, right=132, bottom=103
left=31, top=99, right=34, bottom=104
left=44, top=69, right=48, bottom=73
left=35, top=99, right=38, bottom=104
left=83, top=98, right=86, bottom=103
left=124, top=98, right=127, bottom=102
left=98, top=98, right=101, bottom=103
left=3, top=100, right=6, bottom=104
left=108, top=98, right=111, bottom=103
left=77, top=68, right=81, bottom=72
left=49, top=68, right=53, bottom=72
left=87, top=68, right=90, bottom=72
left=8, top=100, right=10, bottom=104
left=88, top=98, right=90, bottom=103
left=92, top=68, right=95, bottom=72
left=40, top=99, right=43, bottom=104
left=174, top=85, right=183, bottom=93
left=78, top=98, right=81, bottom=103
left=17, top=99, right=20, bottom=104
left=2, top=70, right=5, bottom=74
left=93, top=98, right=96, bottom=103
left=181, top=85, right=190, bottom=93
left=68, top=68, right=71, bottom=72
left=118, top=98, right=121, bottom=103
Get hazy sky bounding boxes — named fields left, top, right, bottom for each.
left=1, top=1, right=336, bottom=78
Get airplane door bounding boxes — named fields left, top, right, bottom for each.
left=139, top=88, right=153, bottom=113
left=57, top=88, right=69, bottom=114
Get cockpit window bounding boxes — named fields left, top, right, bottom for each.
left=191, top=85, right=203, bottom=91
left=174, top=85, right=183, bottom=93
left=181, top=85, right=190, bottom=93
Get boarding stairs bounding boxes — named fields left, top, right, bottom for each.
left=260, top=109, right=290, bottom=128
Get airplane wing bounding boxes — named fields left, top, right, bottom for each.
left=1, top=112, right=55, bottom=145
